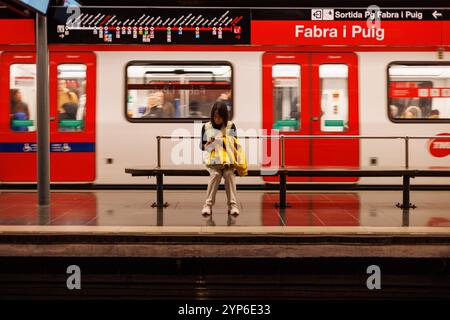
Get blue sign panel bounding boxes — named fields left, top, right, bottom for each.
left=0, top=142, right=95, bottom=153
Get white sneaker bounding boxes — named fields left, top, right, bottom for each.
left=227, top=215, right=237, bottom=226
left=228, top=205, right=240, bottom=216
left=202, top=204, right=212, bottom=216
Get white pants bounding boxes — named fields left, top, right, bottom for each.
left=204, top=166, right=238, bottom=208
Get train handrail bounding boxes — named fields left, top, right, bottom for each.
left=155, top=135, right=448, bottom=169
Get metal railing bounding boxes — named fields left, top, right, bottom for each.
left=156, top=135, right=446, bottom=169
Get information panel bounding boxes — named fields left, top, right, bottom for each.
left=47, top=7, right=250, bottom=45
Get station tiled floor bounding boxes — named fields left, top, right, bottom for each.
left=0, top=190, right=449, bottom=234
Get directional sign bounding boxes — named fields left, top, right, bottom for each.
left=432, top=10, right=443, bottom=19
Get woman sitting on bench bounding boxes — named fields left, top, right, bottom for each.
left=200, top=101, right=240, bottom=216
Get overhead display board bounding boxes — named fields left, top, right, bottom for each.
left=47, top=7, right=250, bottom=44
left=47, top=7, right=449, bottom=46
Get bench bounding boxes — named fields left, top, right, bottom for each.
left=125, top=165, right=450, bottom=212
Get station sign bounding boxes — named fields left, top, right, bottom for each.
left=251, top=8, right=450, bottom=46
left=46, top=7, right=449, bottom=47
left=47, top=7, right=250, bottom=45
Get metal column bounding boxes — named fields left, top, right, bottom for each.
left=36, top=14, right=50, bottom=206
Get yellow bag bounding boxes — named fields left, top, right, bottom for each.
left=230, top=136, right=248, bottom=177
left=205, top=125, right=248, bottom=176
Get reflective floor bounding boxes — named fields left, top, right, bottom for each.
left=0, top=190, right=449, bottom=231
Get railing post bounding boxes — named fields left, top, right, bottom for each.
left=157, top=136, right=161, bottom=168
left=276, top=135, right=289, bottom=209
left=279, top=170, right=287, bottom=209
left=404, top=136, right=409, bottom=169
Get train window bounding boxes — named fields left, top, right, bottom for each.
left=388, top=63, right=450, bottom=122
left=57, top=64, right=87, bottom=132
left=272, top=64, right=300, bottom=131
left=126, top=62, right=232, bottom=122
left=319, top=64, right=349, bottom=132
left=9, top=64, right=36, bottom=132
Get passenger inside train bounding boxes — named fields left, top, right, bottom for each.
left=388, top=64, right=450, bottom=120
left=217, top=91, right=232, bottom=112
left=57, top=79, right=78, bottom=113
left=126, top=63, right=232, bottom=120
left=10, top=89, right=30, bottom=132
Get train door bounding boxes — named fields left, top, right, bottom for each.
left=0, top=52, right=96, bottom=182
left=310, top=53, right=359, bottom=181
left=263, top=52, right=359, bottom=182
left=49, top=52, right=96, bottom=181
left=262, top=53, right=310, bottom=182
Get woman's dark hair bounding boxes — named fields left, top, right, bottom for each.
left=10, top=89, right=20, bottom=103
left=210, top=101, right=229, bottom=128
left=10, top=89, right=21, bottom=114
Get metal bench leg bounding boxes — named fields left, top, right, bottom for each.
left=396, top=174, right=416, bottom=212
left=402, top=209, right=409, bottom=227
left=156, top=207, right=164, bottom=226
left=152, top=173, right=168, bottom=208
left=276, top=171, right=291, bottom=209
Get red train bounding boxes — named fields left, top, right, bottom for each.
left=0, top=6, right=449, bottom=186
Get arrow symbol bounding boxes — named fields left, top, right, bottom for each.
left=432, top=10, right=442, bottom=19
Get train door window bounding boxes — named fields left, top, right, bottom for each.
left=319, top=64, right=349, bottom=132
left=272, top=64, right=300, bottom=131
left=9, top=64, right=36, bottom=132
left=126, top=62, right=232, bottom=122
left=388, top=63, right=450, bottom=122
left=57, top=64, right=87, bottom=132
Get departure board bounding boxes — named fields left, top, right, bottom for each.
left=47, top=7, right=250, bottom=44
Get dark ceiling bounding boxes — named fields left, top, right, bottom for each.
left=53, top=0, right=450, bottom=8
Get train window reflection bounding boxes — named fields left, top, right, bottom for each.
left=57, top=64, right=87, bottom=132
left=319, top=64, right=349, bottom=132
left=10, top=64, right=36, bottom=132
left=388, top=63, right=450, bottom=121
left=272, top=64, right=300, bottom=132
left=126, top=62, right=233, bottom=122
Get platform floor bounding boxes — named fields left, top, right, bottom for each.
left=0, top=189, right=449, bottom=234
